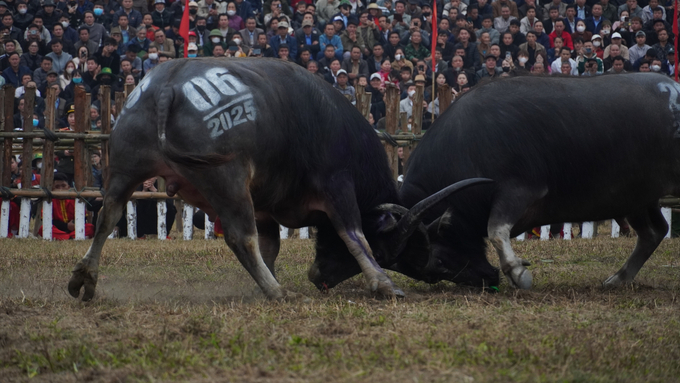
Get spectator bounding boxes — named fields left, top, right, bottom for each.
left=476, top=54, right=503, bottom=83
left=75, top=26, right=99, bottom=56
left=549, top=19, right=574, bottom=50
left=149, top=29, right=176, bottom=58
left=226, top=1, right=244, bottom=31
left=25, top=16, right=52, bottom=46
left=341, top=45, right=368, bottom=84
left=340, top=19, right=364, bottom=60
left=577, top=40, right=603, bottom=74
left=318, top=22, right=342, bottom=60
left=550, top=46, right=578, bottom=75
left=33, top=56, right=52, bottom=85
left=20, top=41, right=43, bottom=71
left=572, top=19, right=592, bottom=43
left=46, top=39, right=73, bottom=74
left=59, top=59, right=78, bottom=89
left=143, top=46, right=160, bottom=73
left=494, top=5, right=517, bottom=33
left=519, top=30, right=545, bottom=68
left=115, top=15, right=138, bottom=46
left=241, top=16, right=265, bottom=48
left=324, top=57, right=342, bottom=83
left=37, top=172, right=95, bottom=240
left=114, top=0, right=143, bottom=28
left=52, top=23, right=77, bottom=56
left=333, top=69, right=355, bottom=104
left=13, top=1, right=34, bottom=32
left=3, top=52, right=32, bottom=87
left=603, top=45, right=631, bottom=71
left=618, top=0, right=642, bottom=20
left=651, top=28, right=673, bottom=61
left=81, top=10, right=108, bottom=45
left=629, top=30, right=650, bottom=63
left=533, top=20, right=550, bottom=48
left=152, top=0, right=174, bottom=30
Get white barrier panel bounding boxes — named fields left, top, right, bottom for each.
left=0, top=199, right=10, bottom=238
left=662, top=207, right=672, bottom=239
left=611, top=219, right=620, bottom=238
left=157, top=200, right=167, bottom=240
left=204, top=214, right=214, bottom=239
left=182, top=204, right=194, bottom=240
left=74, top=199, right=86, bottom=240
left=300, top=227, right=309, bottom=239
left=563, top=223, right=572, bottom=240
left=42, top=200, right=52, bottom=240
left=540, top=225, right=550, bottom=241
left=581, top=222, right=594, bottom=239
left=17, top=198, right=31, bottom=238
left=280, top=225, right=288, bottom=239
left=515, top=232, right=525, bottom=241
left=126, top=200, right=137, bottom=240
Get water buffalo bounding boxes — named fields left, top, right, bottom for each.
left=399, top=73, right=680, bottom=289
left=67, top=58, right=486, bottom=301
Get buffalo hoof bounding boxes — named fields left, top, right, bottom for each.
left=603, top=273, right=625, bottom=288
left=370, top=275, right=406, bottom=299
left=506, top=267, right=532, bottom=290
left=68, top=261, right=98, bottom=301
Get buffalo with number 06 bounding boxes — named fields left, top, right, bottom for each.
left=66, top=58, right=491, bottom=302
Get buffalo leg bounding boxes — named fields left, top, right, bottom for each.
left=185, top=166, right=287, bottom=300
left=603, top=204, right=667, bottom=287
left=255, top=214, right=281, bottom=279
left=322, top=179, right=404, bottom=298
left=68, top=172, right=145, bottom=301
left=307, top=222, right=362, bottom=291
left=487, top=193, right=536, bottom=289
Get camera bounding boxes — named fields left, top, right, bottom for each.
left=252, top=48, right=261, bottom=55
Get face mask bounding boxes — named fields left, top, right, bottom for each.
left=94, top=8, right=104, bottom=16
left=66, top=67, right=74, bottom=74
left=502, top=66, right=510, bottom=72
left=593, top=41, right=601, bottom=47
left=149, top=52, right=158, bottom=60
left=585, top=47, right=592, bottom=53
left=138, top=36, right=145, bottom=42
left=227, top=10, right=236, bottom=16
left=577, top=25, right=585, bottom=32
left=212, top=37, right=221, bottom=43
left=32, top=118, right=39, bottom=127
left=651, top=64, right=661, bottom=72
left=188, top=53, right=197, bottom=57
left=18, top=8, right=27, bottom=14
left=407, top=89, right=415, bottom=97
left=233, top=38, right=241, bottom=45
left=395, top=54, right=402, bottom=60
left=621, top=16, right=627, bottom=22
left=73, top=77, right=82, bottom=84
left=601, top=29, right=610, bottom=35
left=190, top=9, right=197, bottom=15
left=519, top=57, right=528, bottom=64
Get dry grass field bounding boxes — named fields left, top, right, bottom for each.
left=1, top=234, right=679, bottom=382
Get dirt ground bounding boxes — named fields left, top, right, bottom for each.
left=1, top=234, right=679, bottom=382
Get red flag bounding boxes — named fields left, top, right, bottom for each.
left=674, top=0, right=678, bottom=81
left=431, top=0, right=438, bottom=74
left=179, top=0, right=191, bottom=58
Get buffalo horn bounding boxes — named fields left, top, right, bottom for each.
left=393, top=178, right=493, bottom=253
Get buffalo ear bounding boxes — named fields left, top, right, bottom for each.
left=427, top=209, right=453, bottom=235
left=376, top=211, right=399, bottom=233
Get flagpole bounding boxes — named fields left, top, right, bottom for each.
left=674, top=0, right=678, bottom=81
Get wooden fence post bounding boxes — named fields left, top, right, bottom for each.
left=100, top=85, right=111, bottom=184
left=356, top=84, right=365, bottom=115
left=17, top=85, right=36, bottom=238
left=41, top=87, right=57, bottom=240
left=437, top=84, right=453, bottom=116
left=384, top=84, right=399, bottom=180
left=411, top=83, right=424, bottom=134
left=0, top=86, right=12, bottom=238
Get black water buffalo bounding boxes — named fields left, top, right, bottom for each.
left=399, top=73, right=680, bottom=289
left=67, top=58, right=487, bottom=301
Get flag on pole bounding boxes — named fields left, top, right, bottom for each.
left=431, top=0, right=438, bottom=75
left=179, top=0, right=191, bottom=58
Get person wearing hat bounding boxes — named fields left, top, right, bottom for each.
left=113, top=0, right=143, bottom=29
left=35, top=0, right=63, bottom=30
left=603, top=32, right=629, bottom=60
left=475, top=53, right=503, bottom=82
left=628, top=30, right=650, bottom=63
left=270, top=20, right=298, bottom=59
left=602, top=43, right=632, bottom=72
left=203, top=28, right=226, bottom=56
left=152, top=0, right=174, bottom=30
left=294, top=18, right=320, bottom=57
left=333, top=68, right=356, bottom=105
left=331, top=0, right=354, bottom=30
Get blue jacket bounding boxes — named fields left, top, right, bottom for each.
left=270, top=34, right=298, bottom=59
left=319, top=34, right=344, bottom=56
left=237, top=0, right=254, bottom=21
left=2, top=65, right=32, bottom=87
left=585, top=16, right=604, bottom=34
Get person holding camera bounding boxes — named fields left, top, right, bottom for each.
left=577, top=40, right=603, bottom=74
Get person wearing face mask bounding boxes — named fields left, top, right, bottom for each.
left=178, top=31, right=202, bottom=56
left=91, top=67, right=121, bottom=103
left=184, top=42, right=201, bottom=57
left=152, top=0, right=174, bottom=31
left=61, top=69, right=91, bottom=103
left=399, top=82, right=428, bottom=121
left=203, top=28, right=227, bottom=56
left=571, top=20, right=592, bottom=43
left=226, top=1, right=244, bottom=30
left=143, top=46, right=160, bottom=73
left=58, top=15, right=79, bottom=45
left=576, top=40, right=603, bottom=74
left=590, top=34, right=604, bottom=58
left=13, top=1, right=34, bottom=31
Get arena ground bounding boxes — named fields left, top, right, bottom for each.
left=1, top=234, right=679, bottom=382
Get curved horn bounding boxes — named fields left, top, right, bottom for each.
left=394, top=178, right=493, bottom=253
left=426, top=208, right=453, bottom=235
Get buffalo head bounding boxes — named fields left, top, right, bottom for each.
left=308, top=179, right=497, bottom=291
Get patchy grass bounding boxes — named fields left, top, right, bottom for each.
left=1, top=236, right=679, bottom=382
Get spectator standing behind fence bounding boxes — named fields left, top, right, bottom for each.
left=3, top=52, right=31, bottom=87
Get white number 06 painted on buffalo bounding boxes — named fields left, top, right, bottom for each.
left=182, top=68, right=258, bottom=138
